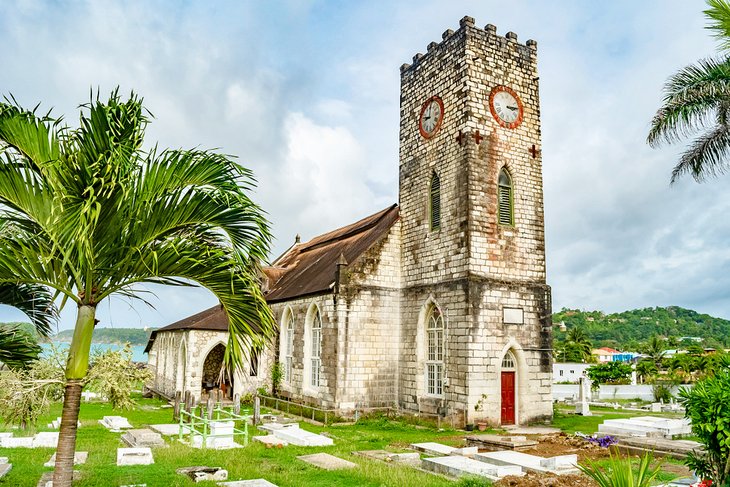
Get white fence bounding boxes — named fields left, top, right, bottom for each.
left=553, top=384, right=690, bottom=402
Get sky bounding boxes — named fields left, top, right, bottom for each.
left=0, top=0, right=727, bottom=332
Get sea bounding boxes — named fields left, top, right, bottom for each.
left=40, top=343, right=148, bottom=363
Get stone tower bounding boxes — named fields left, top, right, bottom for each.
left=398, top=16, right=552, bottom=425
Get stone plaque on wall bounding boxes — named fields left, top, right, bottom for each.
left=503, top=307, right=524, bottom=324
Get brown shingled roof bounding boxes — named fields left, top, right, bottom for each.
left=144, top=305, right=229, bottom=353
left=265, top=204, right=399, bottom=302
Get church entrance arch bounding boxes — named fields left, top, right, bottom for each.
left=500, top=351, right=517, bottom=425
left=201, top=343, right=233, bottom=400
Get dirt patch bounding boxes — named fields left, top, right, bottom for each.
left=520, top=434, right=610, bottom=462
left=495, top=473, right=597, bottom=487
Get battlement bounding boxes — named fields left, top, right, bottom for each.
left=399, top=16, right=537, bottom=74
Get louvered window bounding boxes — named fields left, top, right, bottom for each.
left=498, top=168, right=513, bottom=226
left=430, top=172, right=441, bottom=230
left=284, top=314, right=294, bottom=383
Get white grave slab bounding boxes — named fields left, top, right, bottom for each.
left=33, top=432, right=59, bottom=448
left=258, top=422, right=299, bottom=433
left=191, top=421, right=242, bottom=449
left=411, top=442, right=477, bottom=457
left=422, top=456, right=523, bottom=480
left=44, top=451, right=88, bottom=467
left=100, top=416, right=132, bottom=431
left=0, top=463, right=11, bottom=480
left=217, top=481, right=278, bottom=487
left=270, top=426, right=333, bottom=447
left=474, top=451, right=579, bottom=475
left=0, top=436, right=33, bottom=448
left=297, top=453, right=357, bottom=470
left=253, top=435, right=288, bottom=447
left=150, top=424, right=179, bottom=436
left=117, top=448, right=154, bottom=466
left=598, top=416, right=691, bottom=438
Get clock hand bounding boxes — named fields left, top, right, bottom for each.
left=507, top=106, right=518, bottom=111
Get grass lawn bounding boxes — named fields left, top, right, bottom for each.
left=0, top=397, right=478, bottom=487
left=552, top=404, right=685, bottom=435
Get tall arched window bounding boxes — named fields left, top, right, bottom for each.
left=426, top=306, right=445, bottom=395
left=498, top=168, right=513, bottom=226
left=430, top=172, right=441, bottom=230
left=280, top=309, right=295, bottom=384
left=310, top=309, right=322, bottom=387
left=502, top=350, right=516, bottom=370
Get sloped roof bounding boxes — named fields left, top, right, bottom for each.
left=264, top=204, right=399, bottom=302
left=144, top=305, right=229, bottom=353
left=144, top=204, right=399, bottom=353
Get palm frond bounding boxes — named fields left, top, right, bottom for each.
left=0, top=326, right=42, bottom=369
left=671, top=121, right=730, bottom=183
left=706, top=0, right=730, bottom=51
left=0, top=283, right=57, bottom=337
left=648, top=57, right=730, bottom=147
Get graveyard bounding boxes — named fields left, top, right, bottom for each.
left=0, top=393, right=699, bottom=487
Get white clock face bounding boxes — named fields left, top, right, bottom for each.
left=489, top=86, right=523, bottom=129
left=419, top=96, right=444, bottom=138
left=493, top=91, right=519, bottom=123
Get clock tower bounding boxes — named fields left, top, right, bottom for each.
left=397, top=16, right=552, bottom=425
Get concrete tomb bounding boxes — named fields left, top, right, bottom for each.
left=473, top=451, right=579, bottom=475
left=0, top=432, right=58, bottom=448
left=410, top=442, right=477, bottom=457
left=191, top=421, right=242, bottom=449
left=422, top=456, right=523, bottom=481
left=297, top=453, right=357, bottom=470
left=353, top=450, right=421, bottom=467
left=99, top=416, right=132, bottom=431
left=598, top=416, right=692, bottom=439
left=32, top=433, right=59, bottom=448
left=117, top=447, right=154, bottom=466
left=149, top=424, right=180, bottom=436
left=177, top=466, right=229, bottom=482
left=252, top=435, right=288, bottom=448
left=0, top=460, right=11, bottom=481
left=44, top=451, right=88, bottom=467
left=121, top=429, right=167, bottom=448
left=259, top=423, right=333, bottom=447
left=465, top=434, right=538, bottom=451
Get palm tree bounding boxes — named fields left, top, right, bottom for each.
left=636, top=359, right=658, bottom=384
left=644, top=335, right=666, bottom=366
left=564, top=327, right=593, bottom=363
left=0, top=90, right=275, bottom=486
left=0, top=282, right=56, bottom=368
left=648, top=0, right=730, bottom=182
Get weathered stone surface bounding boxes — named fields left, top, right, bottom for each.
left=474, top=451, right=579, bottom=475
left=353, top=450, right=421, bottom=466
left=121, top=429, right=166, bottom=448
left=177, top=466, right=228, bottom=482
left=252, top=435, right=288, bottom=447
left=32, top=433, right=58, bottom=448
left=422, top=456, right=523, bottom=480
left=271, top=426, right=333, bottom=447
left=99, top=416, right=132, bottom=431
left=44, top=452, right=88, bottom=467
left=149, top=424, right=179, bottom=436
left=297, top=453, right=357, bottom=470
left=0, top=435, right=33, bottom=448
left=466, top=434, right=538, bottom=451
left=117, top=447, right=154, bottom=466
left=598, top=416, right=692, bottom=439
left=0, top=463, right=11, bottom=480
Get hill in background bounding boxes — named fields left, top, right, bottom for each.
left=553, top=306, right=730, bottom=350
left=53, top=327, right=155, bottom=346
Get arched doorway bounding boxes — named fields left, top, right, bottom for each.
left=201, top=343, right=233, bottom=400
left=500, top=351, right=517, bottom=425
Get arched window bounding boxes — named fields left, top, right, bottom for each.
left=502, top=350, right=516, bottom=370
left=283, top=312, right=294, bottom=383
left=310, top=309, right=322, bottom=387
left=430, top=172, right=441, bottom=230
left=426, top=306, right=445, bottom=395
left=498, top=168, right=513, bottom=226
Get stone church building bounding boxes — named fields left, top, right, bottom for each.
left=146, top=16, right=553, bottom=426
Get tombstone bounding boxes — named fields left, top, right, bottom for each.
left=121, top=429, right=167, bottom=448
left=253, top=396, right=260, bottom=425
left=117, top=447, right=154, bottom=466
left=177, top=466, right=228, bottom=482
left=32, top=432, right=59, bottom=448
left=297, top=453, right=357, bottom=470
left=174, top=391, right=182, bottom=422
left=0, top=458, right=11, bottom=481
left=44, top=452, right=88, bottom=467
left=233, top=394, right=241, bottom=415
left=207, top=398, right=215, bottom=420
left=651, top=402, right=662, bottom=413
left=99, top=416, right=133, bottom=431
left=575, top=376, right=591, bottom=416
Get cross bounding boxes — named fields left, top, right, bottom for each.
left=473, top=130, right=483, bottom=145
left=456, top=130, right=465, bottom=146
left=529, top=144, right=539, bottom=158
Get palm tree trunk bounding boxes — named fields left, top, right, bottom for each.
left=53, top=304, right=96, bottom=487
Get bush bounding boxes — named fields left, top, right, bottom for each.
left=578, top=451, right=660, bottom=487
left=652, top=382, right=674, bottom=403
left=679, top=367, right=730, bottom=485
left=587, top=361, right=633, bottom=388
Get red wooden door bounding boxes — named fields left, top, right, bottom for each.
left=501, top=371, right=516, bottom=425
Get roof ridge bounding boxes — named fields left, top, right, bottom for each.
left=298, top=204, right=397, bottom=252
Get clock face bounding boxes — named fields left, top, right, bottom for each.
left=489, top=86, right=523, bottom=129
left=419, top=96, right=444, bottom=139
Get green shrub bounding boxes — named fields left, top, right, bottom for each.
left=578, top=452, right=660, bottom=487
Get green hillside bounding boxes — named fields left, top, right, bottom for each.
left=553, top=306, right=730, bottom=350
left=53, top=327, right=154, bottom=346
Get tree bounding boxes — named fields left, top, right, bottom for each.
left=636, top=359, right=658, bottom=384
left=0, top=91, right=275, bottom=486
left=587, top=361, right=633, bottom=386
left=644, top=334, right=666, bottom=366
left=648, top=0, right=730, bottom=183
left=0, top=283, right=57, bottom=368
left=679, top=363, right=730, bottom=484
left=85, top=345, right=152, bottom=410
left=558, top=327, right=593, bottom=363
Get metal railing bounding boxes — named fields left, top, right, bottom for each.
left=178, top=402, right=251, bottom=448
